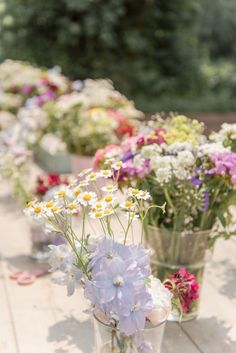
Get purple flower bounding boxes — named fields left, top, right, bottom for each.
left=190, top=176, right=202, bottom=187
left=118, top=291, right=153, bottom=336
left=122, top=151, right=135, bottom=162
left=201, top=191, right=209, bottom=212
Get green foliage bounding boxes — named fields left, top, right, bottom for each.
left=0, top=0, right=203, bottom=112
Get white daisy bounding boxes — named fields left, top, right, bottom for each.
left=101, top=184, right=118, bottom=193
left=111, top=161, right=126, bottom=170
left=78, top=168, right=92, bottom=177
left=78, top=191, right=97, bottom=206
left=99, top=169, right=113, bottom=178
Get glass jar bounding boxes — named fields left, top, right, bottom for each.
left=30, top=222, right=65, bottom=261
left=145, top=226, right=211, bottom=321
left=94, top=314, right=166, bottom=353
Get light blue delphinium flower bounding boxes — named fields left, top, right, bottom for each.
left=118, top=290, right=153, bottom=336
left=91, top=260, right=145, bottom=306
left=89, top=236, right=131, bottom=274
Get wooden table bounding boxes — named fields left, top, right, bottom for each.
left=0, top=180, right=236, bottom=353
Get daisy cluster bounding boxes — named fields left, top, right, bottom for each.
left=24, top=165, right=198, bottom=339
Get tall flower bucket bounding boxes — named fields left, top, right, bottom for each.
left=145, top=226, right=210, bottom=321
left=70, top=154, right=94, bottom=175
left=94, top=313, right=166, bottom=353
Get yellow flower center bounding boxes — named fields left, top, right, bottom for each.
left=131, top=189, right=139, bottom=195
left=105, top=195, right=113, bottom=203
left=115, top=162, right=122, bottom=168
left=46, top=201, right=54, bottom=208
left=95, top=211, right=103, bottom=218
left=89, top=173, right=97, bottom=179
left=125, top=201, right=134, bottom=208
left=69, top=203, right=76, bottom=210
left=58, top=190, right=66, bottom=197
left=106, top=185, right=113, bottom=190
left=27, top=201, right=33, bottom=207
left=34, top=206, right=42, bottom=214
left=83, top=194, right=92, bottom=201
left=95, top=203, right=102, bottom=209
left=74, top=188, right=81, bottom=197
left=103, top=209, right=111, bottom=215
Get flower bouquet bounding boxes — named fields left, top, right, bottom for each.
left=0, top=60, right=71, bottom=102
left=44, top=79, right=143, bottom=173
left=94, top=115, right=236, bottom=320
left=0, top=124, right=32, bottom=203
left=24, top=165, right=199, bottom=353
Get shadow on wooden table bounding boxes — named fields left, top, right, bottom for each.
left=47, top=315, right=94, bottom=353
left=4, top=254, right=49, bottom=271
left=180, top=317, right=236, bottom=353
left=209, top=259, right=236, bottom=300
left=0, top=193, right=23, bottom=214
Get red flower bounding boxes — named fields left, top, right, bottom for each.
left=164, top=267, right=199, bottom=313
left=34, top=173, right=68, bottom=197
left=108, top=109, right=135, bottom=137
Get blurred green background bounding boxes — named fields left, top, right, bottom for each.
left=0, top=0, right=236, bottom=114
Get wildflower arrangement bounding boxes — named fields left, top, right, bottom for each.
left=0, top=125, right=32, bottom=203
left=44, top=79, right=143, bottom=156
left=0, top=60, right=71, bottom=101
left=210, top=123, right=236, bottom=152
left=95, top=116, right=236, bottom=244
left=147, top=114, right=206, bottom=145
left=24, top=165, right=199, bottom=347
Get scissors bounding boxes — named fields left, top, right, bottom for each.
left=9, top=268, right=48, bottom=285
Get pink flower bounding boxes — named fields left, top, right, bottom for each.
left=93, top=144, right=119, bottom=169
left=209, top=152, right=236, bottom=184
left=164, top=267, right=199, bottom=313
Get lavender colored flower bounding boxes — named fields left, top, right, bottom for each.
left=89, top=237, right=131, bottom=273
left=118, top=291, right=153, bottom=336
left=122, top=151, right=135, bottom=162
left=201, top=191, right=209, bottom=212
left=190, top=176, right=202, bottom=187
left=90, top=260, right=145, bottom=306
left=53, top=263, right=83, bottom=296
left=127, top=244, right=151, bottom=276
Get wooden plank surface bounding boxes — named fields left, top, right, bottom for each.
left=0, top=175, right=236, bottom=353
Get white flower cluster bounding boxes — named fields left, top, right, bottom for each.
left=141, top=142, right=196, bottom=184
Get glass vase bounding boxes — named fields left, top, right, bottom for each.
left=30, top=222, right=65, bottom=262
left=145, top=226, right=211, bottom=321
left=94, top=314, right=166, bottom=353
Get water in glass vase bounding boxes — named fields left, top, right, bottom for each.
left=145, top=226, right=211, bottom=321
left=94, top=314, right=166, bottom=353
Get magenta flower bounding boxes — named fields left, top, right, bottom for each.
left=164, top=267, right=199, bottom=313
